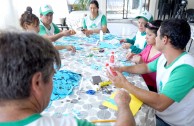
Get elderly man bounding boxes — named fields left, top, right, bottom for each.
left=108, top=19, right=194, bottom=126
left=0, top=31, right=135, bottom=126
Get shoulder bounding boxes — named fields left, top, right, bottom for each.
left=36, top=115, right=77, bottom=126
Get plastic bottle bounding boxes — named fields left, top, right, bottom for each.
left=106, top=63, right=117, bottom=76
left=109, top=52, right=115, bottom=66
left=100, top=30, right=103, bottom=41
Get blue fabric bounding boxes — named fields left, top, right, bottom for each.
left=91, top=64, right=102, bottom=71
left=99, top=42, right=120, bottom=49
left=55, top=41, right=83, bottom=50
left=63, top=36, right=81, bottom=41
left=51, top=70, right=81, bottom=101
left=89, top=33, right=116, bottom=40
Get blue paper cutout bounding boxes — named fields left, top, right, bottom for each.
left=51, top=70, right=81, bottom=101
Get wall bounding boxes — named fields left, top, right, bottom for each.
left=0, top=0, right=69, bottom=29
left=187, top=0, right=194, bottom=9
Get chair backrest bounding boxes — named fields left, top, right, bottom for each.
left=186, top=9, right=194, bottom=23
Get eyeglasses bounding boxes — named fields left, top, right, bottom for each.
left=147, top=22, right=159, bottom=29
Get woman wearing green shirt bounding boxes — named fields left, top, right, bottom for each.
left=82, top=0, right=107, bottom=36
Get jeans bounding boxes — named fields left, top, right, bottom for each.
left=156, top=115, right=171, bottom=126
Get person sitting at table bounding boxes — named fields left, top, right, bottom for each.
left=20, top=6, right=75, bottom=52
left=39, top=4, right=76, bottom=42
left=121, top=10, right=153, bottom=54
left=127, top=20, right=162, bottom=92
left=0, top=31, right=135, bottom=126
left=82, top=0, right=107, bottom=36
left=107, top=19, right=194, bottom=126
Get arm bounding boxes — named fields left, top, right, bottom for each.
left=131, top=55, right=143, bottom=64
left=43, top=31, right=71, bottom=42
left=126, top=36, right=136, bottom=45
left=107, top=71, right=174, bottom=112
left=130, top=40, right=147, bottom=54
left=115, top=90, right=135, bottom=126
left=54, top=45, right=76, bottom=52
left=83, top=15, right=107, bottom=35
left=100, top=15, right=107, bottom=33
left=115, top=57, right=159, bottom=75
left=108, top=61, right=194, bottom=112
left=116, top=63, right=151, bottom=75
left=130, top=45, right=143, bottom=54
left=39, top=23, right=75, bottom=42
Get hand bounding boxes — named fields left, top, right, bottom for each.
left=112, top=66, right=123, bottom=73
left=131, top=55, right=142, bottom=64
left=120, top=39, right=126, bottom=43
left=114, top=89, right=131, bottom=108
left=65, top=45, right=76, bottom=52
left=84, top=29, right=93, bottom=36
left=122, top=43, right=131, bottom=49
left=107, top=70, right=128, bottom=89
left=126, top=52, right=134, bottom=60
left=70, top=29, right=76, bottom=35
left=62, top=30, right=71, bottom=36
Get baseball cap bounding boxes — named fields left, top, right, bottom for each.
left=136, top=10, right=153, bottom=22
left=39, top=4, right=53, bottom=15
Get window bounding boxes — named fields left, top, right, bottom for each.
left=106, top=0, right=148, bottom=19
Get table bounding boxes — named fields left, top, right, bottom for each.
left=42, top=33, right=156, bottom=126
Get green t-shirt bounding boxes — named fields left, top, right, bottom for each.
left=148, top=53, right=194, bottom=102
left=83, top=14, right=107, bottom=29
left=39, top=22, right=60, bottom=36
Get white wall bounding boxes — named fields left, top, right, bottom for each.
left=187, top=0, right=194, bottom=9
left=0, top=0, right=69, bottom=29
left=108, top=23, right=138, bottom=38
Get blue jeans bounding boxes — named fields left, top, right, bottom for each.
left=156, top=115, right=171, bottom=126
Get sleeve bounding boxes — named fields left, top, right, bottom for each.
left=130, top=45, right=142, bottom=54
left=76, top=118, right=95, bottom=126
left=129, top=39, right=147, bottom=54
left=147, top=58, right=159, bottom=72
left=101, top=15, right=107, bottom=26
left=126, top=36, right=136, bottom=45
left=161, top=64, right=194, bottom=102
left=52, top=23, right=60, bottom=34
left=83, top=18, right=87, bottom=29
left=39, top=25, right=47, bottom=35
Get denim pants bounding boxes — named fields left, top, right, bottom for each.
left=156, top=115, right=171, bottom=126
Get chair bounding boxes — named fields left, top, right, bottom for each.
left=158, top=3, right=172, bottom=20
left=56, top=18, right=69, bottom=30
left=186, top=9, right=194, bottom=23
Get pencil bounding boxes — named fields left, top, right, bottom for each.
left=91, top=119, right=116, bottom=123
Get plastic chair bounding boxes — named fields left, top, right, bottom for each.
left=56, top=18, right=69, bottom=30
left=186, top=9, right=194, bottom=23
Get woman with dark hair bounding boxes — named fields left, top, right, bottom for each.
left=82, top=0, right=107, bottom=36
left=20, top=7, right=76, bottom=51
left=20, top=7, right=40, bottom=33
left=127, top=20, right=163, bottom=92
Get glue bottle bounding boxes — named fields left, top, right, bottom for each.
left=106, top=63, right=117, bottom=76
left=109, top=52, right=115, bottom=66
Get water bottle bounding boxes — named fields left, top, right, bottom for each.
left=109, top=52, right=115, bottom=66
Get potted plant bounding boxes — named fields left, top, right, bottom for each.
left=73, top=0, right=91, bottom=10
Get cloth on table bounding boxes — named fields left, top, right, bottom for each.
left=51, top=70, right=82, bottom=101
